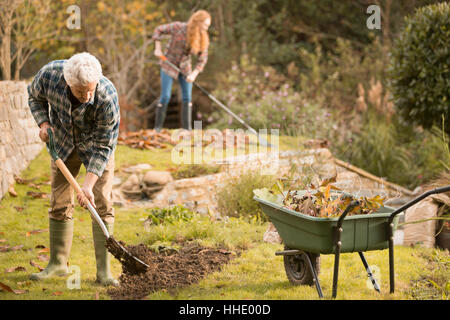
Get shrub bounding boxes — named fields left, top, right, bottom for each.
left=146, top=205, right=194, bottom=226
left=208, top=55, right=333, bottom=138
left=298, top=37, right=387, bottom=112
left=172, top=164, right=221, bottom=180
left=389, top=2, right=450, bottom=136
left=215, top=170, right=276, bottom=221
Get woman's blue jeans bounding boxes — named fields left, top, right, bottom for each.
left=155, top=69, right=193, bottom=131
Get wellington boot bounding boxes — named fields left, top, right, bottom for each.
left=154, top=102, right=168, bottom=133
left=30, top=219, right=73, bottom=280
left=92, top=221, right=119, bottom=286
left=182, top=101, right=192, bottom=130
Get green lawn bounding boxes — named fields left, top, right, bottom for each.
left=0, top=138, right=448, bottom=300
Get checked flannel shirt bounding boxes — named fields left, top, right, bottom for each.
left=152, top=21, right=208, bottom=79
left=27, top=60, right=120, bottom=177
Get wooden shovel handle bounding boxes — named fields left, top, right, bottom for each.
left=46, top=129, right=88, bottom=203
left=54, top=158, right=88, bottom=203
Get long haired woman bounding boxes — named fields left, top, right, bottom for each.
left=152, top=10, right=211, bottom=131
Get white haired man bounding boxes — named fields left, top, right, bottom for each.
left=27, top=52, right=120, bottom=286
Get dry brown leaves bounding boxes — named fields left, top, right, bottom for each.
left=118, top=129, right=176, bottom=150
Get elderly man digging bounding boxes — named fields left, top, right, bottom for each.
left=27, top=52, right=120, bottom=286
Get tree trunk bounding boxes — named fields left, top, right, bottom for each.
left=0, top=26, right=12, bottom=80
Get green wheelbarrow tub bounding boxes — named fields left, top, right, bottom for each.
left=253, top=196, right=400, bottom=255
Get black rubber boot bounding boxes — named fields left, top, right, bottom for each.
left=154, top=102, right=168, bottom=132
left=182, top=101, right=192, bottom=130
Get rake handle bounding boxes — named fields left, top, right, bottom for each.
left=159, top=55, right=272, bottom=147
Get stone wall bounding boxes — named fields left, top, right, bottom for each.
left=0, top=81, right=44, bottom=199
left=117, top=148, right=412, bottom=217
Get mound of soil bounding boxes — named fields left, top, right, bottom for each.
left=107, top=242, right=236, bottom=300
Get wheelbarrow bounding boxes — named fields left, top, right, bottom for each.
left=253, top=185, right=450, bottom=299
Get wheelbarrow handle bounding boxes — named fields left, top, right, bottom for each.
left=46, top=128, right=110, bottom=238
left=337, top=200, right=360, bottom=226
left=388, top=185, right=450, bottom=223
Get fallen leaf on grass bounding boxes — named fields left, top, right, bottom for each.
left=26, top=229, right=48, bottom=237
left=37, top=248, right=49, bottom=254
left=0, top=282, right=14, bottom=293
left=26, top=191, right=48, bottom=199
left=37, top=254, right=49, bottom=262
left=14, top=176, right=25, bottom=184
left=28, top=183, right=41, bottom=190
left=0, top=245, right=24, bottom=252
left=5, top=266, right=27, bottom=273
left=11, top=289, right=28, bottom=294
left=52, top=291, right=63, bottom=296
left=29, top=260, right=44, bottom=271
left=14, top=206, right=24, bottom=212
left=8, top=186, right=18, bottom=197
left=0, top=281, right=28, bottom=295
left=0, top=239, right=6, bottom=243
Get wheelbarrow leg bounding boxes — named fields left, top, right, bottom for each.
left=332, top=227, right=343, bottom=299
left=358, top=252, right=380, bottom=292
left=388, top=224, right=395, bottom=293
left=332, top=244, right=341, bottom=299
left=332, top=201, right=359, bottom=299
left=304, top=252, right=323, bottom=298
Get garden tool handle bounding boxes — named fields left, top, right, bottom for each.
left=158, top=56, right=273, bottom=147
left=46, top=129, right=110, bottom=238
left=46, top=129, right=85, bottom=198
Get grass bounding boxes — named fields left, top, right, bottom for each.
left=1, top=136, right=448, bottom=300
left=116, top=131, right=302, bottom=171
left=147, top=241, right=448, bottom=300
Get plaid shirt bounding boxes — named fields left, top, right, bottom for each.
left=152, top=22, right=208, bottom=79
left=27, top=60, right=120, bottom=177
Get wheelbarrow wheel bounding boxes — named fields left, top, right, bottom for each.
left=283, top=248, right=320, bottom=286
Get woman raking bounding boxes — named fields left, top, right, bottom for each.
left=152, top=10, right=211, bottom=131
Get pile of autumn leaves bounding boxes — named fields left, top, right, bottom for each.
left=277, top=177, right=385, bottom=218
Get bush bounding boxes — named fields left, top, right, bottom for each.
left=208, top=55, right=333, bottom=138
left=146, top=205, right=194, bottom=226
left=172, top=164, right=221, bottom=180
left=215, top=170, right=276, bottom=221
left=334, top=104, right=450, bottom=189
left=389, top=2, right=450, bottom=135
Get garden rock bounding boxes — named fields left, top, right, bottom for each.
left=120, top=174, right=143, bottom=201
left=121, top=174, right=140, bottom=191
left=143, top=171, right=173, bottom=187
left=122, top=163, right=152, bottom=174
